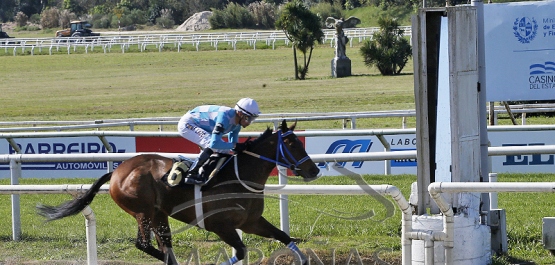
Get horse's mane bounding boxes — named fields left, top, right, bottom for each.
left=248, top=127, right=274, bottom=149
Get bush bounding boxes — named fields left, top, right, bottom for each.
left=25, top=25, right=41, bottom=31
left=111, top=15, right=134, bottom=28
left=92, top=14, right=112, bottom=29
left=310, top=2, right=344, bottom=27
left=359, top=16, right=412, bottom=75
left=14, top=24, right=41, bottom=31
left=29, top=13, right=41, bottom=24
left=209, top=2, right=255, bottom=29
left=14, top=12, right=29, bottom=27
left=40, top=8, right=60, bottom=29
left=128, top=9, right=147, bottom=25
left=227, top=3, right=255, bottom=28
left=58, top=9, right=77, bottom=29
left=156, top=9, right=174, bottom=29
left=248, top=1, right=277, bottom=29
left=156, top=16, right=174, bottom=29
left=209, top=9, right=226, bottom=29
left=91, top=5, right=111, bottom=15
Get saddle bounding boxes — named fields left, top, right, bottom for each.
left=163, top=154, right=231, bottom=187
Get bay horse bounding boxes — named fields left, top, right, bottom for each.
left=37, top=120, right=320, bottom=265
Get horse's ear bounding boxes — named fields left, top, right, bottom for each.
left=290, top=120, right=297, bottom=131
left=280, top=119, right=287, bottom=133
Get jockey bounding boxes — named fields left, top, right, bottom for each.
left=177, top=98, right=261, bottom=185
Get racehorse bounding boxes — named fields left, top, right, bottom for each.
left=37, top=120, right=320, bottom=265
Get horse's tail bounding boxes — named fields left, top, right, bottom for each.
left=37, top=172, right=112, bottom=222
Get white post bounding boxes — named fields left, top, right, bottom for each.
left=82, top=206, right=98, bottom=265
left=489, top=173, right=498, bottom=209
left=278, top=166, right=290, bottom=235
left=376, top=135, right=391, bottom=175
left=10, top=159, right=21, bottom=241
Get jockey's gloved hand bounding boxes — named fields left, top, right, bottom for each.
left=233, top=138, right=252, bottom=154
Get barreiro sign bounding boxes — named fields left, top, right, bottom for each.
left=484, top=1, right=555, bottom=101
left=0, top=136, right=200, bottom=178
left=0, top=137, right=135, bottom=178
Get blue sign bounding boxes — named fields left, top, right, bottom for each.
left=317, top=139, right=372, bottom=168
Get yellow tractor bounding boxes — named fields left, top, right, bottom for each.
left=55, top=20, right=100, bottom=37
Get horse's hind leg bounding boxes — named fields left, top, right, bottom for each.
left=241, top=217, right=308, bottom=264
left=134, top=213, right=178, bottom=264
left=135, top=216, right=165, bottom=262
left=151, top=212, right=179, bottom=265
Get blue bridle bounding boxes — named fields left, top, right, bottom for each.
left=250, top=130, right=311, bottom=176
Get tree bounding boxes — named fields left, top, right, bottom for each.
left=359, top=16, right=412, bottom=75
left=275, top=0, right=324, bottom=80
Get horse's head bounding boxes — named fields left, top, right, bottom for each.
left=252, top=120, right=320, bottom=182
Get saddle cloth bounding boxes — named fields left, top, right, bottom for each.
left=166, top=157, right=193, bottom=187
left=165, top=154, right=230, bottom=187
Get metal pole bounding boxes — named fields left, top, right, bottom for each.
left=82, top=206, right=98, bottom=265
left=10, top=159, right=21, bottom=241
left=376, top=135, right=391, bottom=175
left=278, top=166, right=289, bottom=235
left=489, top=173, right=498, bottom=209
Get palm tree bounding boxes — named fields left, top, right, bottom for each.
left=275, top=0, right=324, bottom=80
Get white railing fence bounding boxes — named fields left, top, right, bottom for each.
left=1, top=104, right=554, bottom=132
left=0, top=27, right=413, bottom=56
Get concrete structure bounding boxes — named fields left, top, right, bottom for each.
left=412, top=5, right=491, bottom=264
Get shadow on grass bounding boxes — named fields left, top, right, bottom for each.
left=492, top=254, right=539, bottom=265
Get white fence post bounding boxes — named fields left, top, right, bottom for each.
left=278, top=166, right=289, bottom=235
left=10, top=159, right=21, bottom=241
left=82, top=206, right=98, bottom=265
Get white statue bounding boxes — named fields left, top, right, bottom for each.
left=325, top=16, right=361, bottom=59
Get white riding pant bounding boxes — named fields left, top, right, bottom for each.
left=178, top=114, right=227, bottom=154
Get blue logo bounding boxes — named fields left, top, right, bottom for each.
left=318, top=139, right=372, bottom=168
left=391, top=148, right=417, bottom=167
left=502, top=143, right=554, bottom=166
left=513, top=17, right=538, bottom=44
left=530, top=61, right=555, bottom=75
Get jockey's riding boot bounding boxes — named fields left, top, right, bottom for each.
left=184, top=148, right=214, bottom=185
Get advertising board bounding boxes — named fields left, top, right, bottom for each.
left=2, top=131, right=555, bottom=178
left=484, top=1, right=555, bottom=101
left=0, top=137, right=135, bottom=178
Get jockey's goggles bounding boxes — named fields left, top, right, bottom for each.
left=243, top=114, right=258, bottom=123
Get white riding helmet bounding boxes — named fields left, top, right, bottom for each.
left=235, top=98, right=261, bottom=117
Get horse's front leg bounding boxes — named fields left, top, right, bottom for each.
left=241, top=217, right=308, bottom=265
left=213, top=226, right=247, bottom=265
